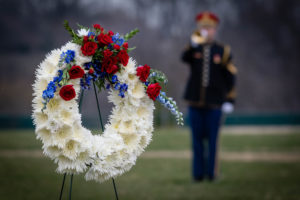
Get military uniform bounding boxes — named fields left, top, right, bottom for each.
left=183, top=31, right=236, bottom=106
left=182, top=12, right=237, bottom=181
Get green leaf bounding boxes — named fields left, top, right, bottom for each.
left=148, top=69, right=168, bottom=85
left=127, top=47, right=136, bottom=52
left=94, top=79, right=105, bottom=92
left=76, top=23, right=89, bottom=30
left=63, top=20, right=82, bottom=45
left=124, top=28, right=139, bottom=41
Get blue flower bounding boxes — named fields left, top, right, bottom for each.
left=42, top=81, right=57, bottom=101
left=106, top=84, right=111, bottom=89
left=117, top=83, right=128, bottom=98
left=88, top=31, right=95, bottom=37
left=61, top=50, right=75, bottom=64
left=80, top=74, right=93, bottom=90
left=84, top=62, right=93, bottom=70
left=99, top=71, right=107, bottom=79
left=112, top=32, right=124, bottom=46
left=171, top=108, right=177, bottom=115
left=111, top=75, right=118, bottom=84
left=112, top=33, right=120, bottom=43
left=108, top=43, right=114, bottom=49
left=119, top=90, right=125, bottom=98
left=157, top=95, right=165, bottom=104
left=114, top=82, right=121, bottom=90
left=120, top=83, right=128, bottom=92
left=53, top=70, right=63, bottom=83
left=115, top=38, right=124, bottom=46
left=149, top=72, right=156, bottom=78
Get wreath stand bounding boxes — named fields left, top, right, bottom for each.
left=58, top=81, right=119, bottom=200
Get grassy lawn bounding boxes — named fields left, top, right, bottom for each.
left=0, top=127, right=299, bottom=199
left=0, top=157, right=299, bottom=200
left=149, top=127, right=300, bottom=152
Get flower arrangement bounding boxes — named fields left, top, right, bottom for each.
left=32, top=21, right=183, bottom=183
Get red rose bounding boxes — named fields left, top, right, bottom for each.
left=136, top=64, right=151, bottom=82
left=69, top=65, right=85, bottom=79
left=83, top=36, right=89, bottom=43
left=97, top=33, right=113, bottom=46
left=93, top=24, right=101, bottom=29
left=113, top=44, right=120, bottom=50
left=59, top=85, right=76, bottom=101
left=108, top=30, right=114, bottom=36
left=81, top=41, right=98, bottom=56
left=122, top=42, right=128, bottom=49
left=117, top=50, right=129, bottom=66
left=103, top=49, right=113, bottom=58
left=88, top=68, right=94, bottom=74
left=106, top=64, right=119, bottom=74
left=102, top=56, right=117, bottom=72
left=146, top=83, right=161, bottom=101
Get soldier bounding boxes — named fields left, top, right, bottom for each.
left=182, top=11, right=237, bottom=181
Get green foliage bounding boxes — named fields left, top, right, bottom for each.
left=63, top=20, right=82, bottom=45
left=92, top=49, right=104, bottom=62
left=127, top=47, right=136, bottom=53
left=76, top=23, right=89, bottom=30
left=124, top=28, right=139, bottom=41
left=147, top=69, right=168, bottom=85
left=94, top=78, right=105, bottom=92
left=58, top=68, right=70, bottom=86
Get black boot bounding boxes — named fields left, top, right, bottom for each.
left=193, top=176, right=204, bottom=182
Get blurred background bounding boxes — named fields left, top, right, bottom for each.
left=0, top=0, right=300, bottom=199
left=1, top=0, right=300, bottom=126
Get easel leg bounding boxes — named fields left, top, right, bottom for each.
left=112, top=178, right=119, bottom=200
left=93, top=81, right=119, bottom=200
left=69, top=174, right=74, bottom=200
left=59, top=173, right=66, bottom=200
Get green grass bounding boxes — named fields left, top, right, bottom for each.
left=0, top=157, right=299, bottom=200
left=1, top=128, right=300, bottom=152
left=0, top=130, right=41, bottom=150
left=0, top=128, right=300, bottom=199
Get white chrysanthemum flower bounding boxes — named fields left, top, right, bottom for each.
left=62, top=139, right=82, bottom=160
left=56, top=154, right=87, bottom=174
left=75, top=51, right=92, bottom=67
left=43, top=144, right=62, bottom=159
left=33, top=79, right=49, bottom=95
left=51, top=124, right=73, bottom=148
left=77, top=28, right=89, bottom=37
left=45, top=49, right=62, bottom=67
left=120, top=133, right=141, bottom=152
left=33, top=111, right=48, bottom=128
left=36, top=127, right=52, bottom=144
left=130, top=82, right=145, bottom=99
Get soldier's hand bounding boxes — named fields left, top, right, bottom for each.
left=222, top=102, right=234, bottom=114
left=190, top=37, right=198, bottom=48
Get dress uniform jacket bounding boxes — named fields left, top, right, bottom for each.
left=182, top=31, right=237, bottom=108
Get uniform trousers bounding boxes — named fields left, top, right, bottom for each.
left=188, top=106, right=222, bottom=179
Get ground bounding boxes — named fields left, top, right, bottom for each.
left=0, top=127, right=300, bottom=200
